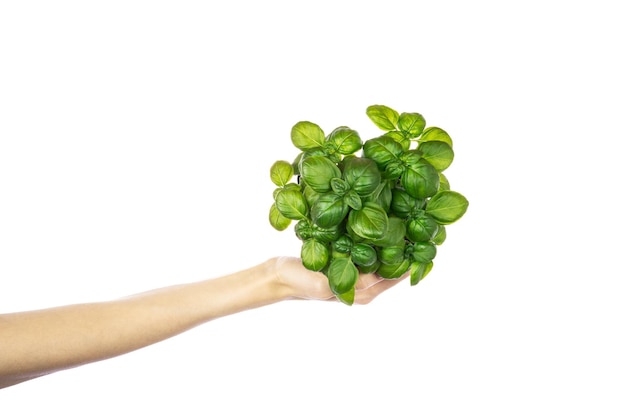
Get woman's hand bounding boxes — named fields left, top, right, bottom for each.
left=271, top=256, right=407, bottom=304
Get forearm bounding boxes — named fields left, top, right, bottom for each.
left=0, top=259, right=290, bottom=388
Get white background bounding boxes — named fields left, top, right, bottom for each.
left=1, top=1, right=624, bottom=416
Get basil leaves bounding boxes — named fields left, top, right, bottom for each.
left=269, top=104, right=469, bottom=305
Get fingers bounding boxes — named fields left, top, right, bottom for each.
left=274, top=256, right=410, bottom=305
left=353, top=273, right=384, bottom=291
left=353, top=273, right=409, bottom=305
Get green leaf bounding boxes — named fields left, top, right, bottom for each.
left=406, top=213, right=439, bottom=243
left=311, top=192, right=349, bottom=228
left=291, top=121, right=326, bottom=151
left=310, top=223, right=343, bottom=244
left=410, top=261, right=433, bottom=286
left=328, top=126, right=362, bottom=155
left=300, top=147, right=328, bottom=160
left=398, top=112, right=426, bottom=139
left=439, top=172, right=450, bottom=191
left=351, top=243, right=377, bottom=267
left=331, top=248, right=352, bottom=259
left=425, top=191, right=469, bottom=225
left=348, top=202, right=389, bottom=240
left=417, top=141, right=454, bottom=172
left=366, top=105, right=399, bottom=131
left=301, top=239, right=330, bottom=271
left=362, top=136, right=404, bottom=169
left=335, top=286, right=355, bottom=306
left=302, top=185, right=320, bottom=206
left=401, top=161, right=440, bottom=198
left=376, top=259, right=410, bottom=279
left=332, top=235, right=353, bottom=254
left=358, top=259, right=381, bottom=274
left=294, top=220, right=312, bottom=241
left=341, top=157, right=381, bottom=196
left=411, top=242, right=437, bottom=264
left=300, top=155, right=342, bottom=193
left=275, top=189, right=308, bottom=220
left=292, top=153, right=303, bottom=176
left=390, top=188, right=425, bottom=219
left=383, top=160, right=405, bottom=179
left=419, top=127, right=453, bottom=147
left=330, top=177, right=350, bottom=195
left=328, top=257, right=359, bottom=295
left=270, top=160, right=294, bottom=187
left=368, top=216, right=406, bottom=247
left=378, top=244, right=406, bottom=265
left=269, top=203, right=291, bottom=231
left=432, top=224, right=447, bottom=245
left=362, top=179, right=393, bottom=212
left=344, top=190, right=362, bottom=210
left=383, top=130, right=410, bottom=150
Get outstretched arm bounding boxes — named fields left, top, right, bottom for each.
left=0, top=257, right=403, bottom=389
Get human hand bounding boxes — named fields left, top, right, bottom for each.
left=271, top=256, right=407, bottom=304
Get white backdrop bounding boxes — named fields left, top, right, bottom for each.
left=1, top=1, right=625, bottom=417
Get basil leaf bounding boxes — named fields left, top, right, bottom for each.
left=328, top=257, right=359, bottom=296
left=439, top=172, right=450, bottom=191
left=362, top=179, right=393, bottom=212
left=269, top=203, right=292, bottom=231
left=344, top=190, right=363, bottom=210
left=291, top=121, right=326, bottom=151
left=341, top=157, right=381, bottom=196
left=292, top=152, right=303, bottom=176
left=398, top=112, right=426, bottom=139
left=419, top=126, right=453, bottom=147
left=368, top=216, right=406, bottom=247
left=310, top=223, right=343, bottom=244
left=311, top=192, right=349, bottom=228
left=406, top=213, right=439, bottom=243
left=336, top=286, right=355, bottom=306
left=401, top=161, right=440, bottom=198
left=391, top=188, right=425, bottom=219
left=377, top=244, right=406, bottom=265
left=351, top=243, right=377, bottom=267
left=332, top=235, right=353, bottom=254
left=328, top=126, right=362, bottom=155
left=362, top=136, right=404, bottom=169
left=301, top=239, right=330, bottom=271
left=270, top=160, right=294, bottom=187
left=376, top=259, right=410, bottom=279
left=411, top=241, right=437, bottom=263
left=294, top=219, right=312, bottom=241
left=400, top=149, right=423, bottom=166
left=425, top=191, right=469, bottom=225
left=302, top=185, right=320, bottom=206
left=432, top=224, right=447, bottom=245
left=417, top=141, right=454, bottom=172
left=366, top=104, right=399, bottom=131
left=275, top=189, right=308, bottom=220
left=410, top=261, right=433, bottom=286
left=300, top=155, right=341, bottom=193
left=383, top=160, right=405, bottom=179
left=383, top=130, right=410, bottom=150
left=358, top=260, right=381, bottom=274
left=330, top=177, right=350, bottom=195
left=348, top=202, right=388, bottom=240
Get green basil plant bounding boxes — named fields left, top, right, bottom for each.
left=269, top=105, right=469, bottom=305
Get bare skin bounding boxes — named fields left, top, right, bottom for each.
left=0, top=257, right=405, bottom=389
